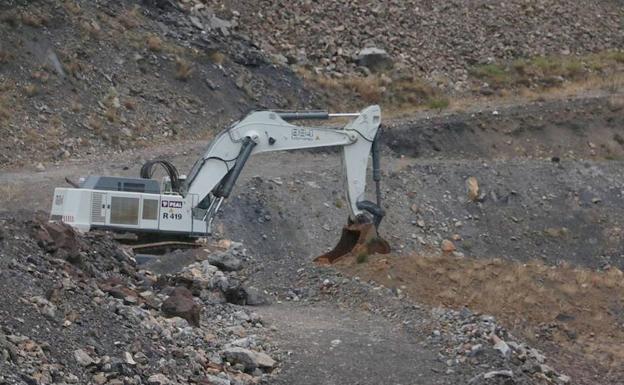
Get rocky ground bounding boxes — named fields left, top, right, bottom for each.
left=2, top=1, right=624, bottom=384
left=206, top=0, right=624, bottom=82
left=2, top=94, right=624, bottom=384
left=1, top=0, right=623, bottom=167
left=0, top=0, right=316, bottom=167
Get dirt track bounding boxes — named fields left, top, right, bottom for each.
left=2, top=94, right=624, bottom=384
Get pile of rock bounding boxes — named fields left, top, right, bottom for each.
left=0, top=213, right=278, bottom=385
left=430, top=307, right=570, bottom=384
left=185, top=0, right=623, bottom=82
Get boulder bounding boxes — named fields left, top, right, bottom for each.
left=208, top=252, right=243, bottom=272
left=355, top=47, right=393, bottom=72
left=224, top=285, right=269, bottom=306
left=161, top=287, right=200, bottom=327
left=223, top=347, right=275, bottom=371
left=74, top=349, right=95, bottom=367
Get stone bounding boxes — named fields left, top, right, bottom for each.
left=223, top=347, right=275, bottom=371
left=35, top=162, right=45, bottom=172
left=224, top=285, right=269, bottom=306
left=441, top=239, right=456, bottom=253
left=147, top=373, right=170, bottom=385
left=490, top=334, right=511, bottom=358
left=123, top=351, right=136, bottom=365
left=161, top=287, right=200, bottom=327
left=208, top=252, right=243, bottom=272
left=205, top=374, right=231, bottom=385
left=556, top=374, right=571, bottom=384
left=74, top=349, right=95, bottom=366
left=483, top=370, right=513, bottom=379
left=355, top=47, right=393, bottom=72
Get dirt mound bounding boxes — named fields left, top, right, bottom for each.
left=338, top=253, right=624, bottom=384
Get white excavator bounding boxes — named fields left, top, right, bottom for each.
left=50, top=105, right=390, bottom=263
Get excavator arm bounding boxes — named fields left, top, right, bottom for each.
left=183, top=105, right=389, bottom=263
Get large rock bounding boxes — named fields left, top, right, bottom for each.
left=355, top=47, right=393, bottom=72
left=74, top=349, right=95, bottom=367
left=33, top=221, right=83, bottom=262
left=224, top=285, right=269, bottom=306
left=161, top=287, right=200, bottom=327
left=222, top=347, right=275, bottom=371
left=208, top=251, right=243, bottom=272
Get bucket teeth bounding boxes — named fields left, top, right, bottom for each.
left=314, top=222, right=390, bottom=265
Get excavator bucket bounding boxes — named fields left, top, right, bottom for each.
left=314, top=222, right=391, bottom=265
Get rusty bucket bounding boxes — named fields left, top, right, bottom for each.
left=314, top=222, right=391, bottom=265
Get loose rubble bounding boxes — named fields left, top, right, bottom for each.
left=0, top=212, right=279, bottom=385
left=199, top=0, right=624, bottom=82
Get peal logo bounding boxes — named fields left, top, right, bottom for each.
left=161, top=200, right=183, bottom=208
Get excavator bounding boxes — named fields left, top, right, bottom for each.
left=50, top=105, right=390, bottom=264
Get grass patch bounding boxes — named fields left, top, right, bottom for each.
left=471, top=50, right=624, bottom=90
left=20, top=11, right=48, bottom=28
left=117, top=6, right=140, bottom=30
left=208, top=50, right=226, bottom=65
left=23, top=84, right=38, bottom=97
left=356, top=252, right=369, bottom=264
left=297, top=68, right=449, bottom=112
left=146, top=35, right=162, bottom=52
left=427, top=97, right=450, bottom=110
left=175, top=57, right=193, bottom=81
left=62, top=1, right=82, bottom=16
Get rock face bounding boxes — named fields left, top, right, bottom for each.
left=161, top=287, right=201, bottom=327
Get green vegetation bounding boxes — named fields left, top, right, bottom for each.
left=356, top=252, right=369, bottom=264
left=471, top=50, right=624, bottom=89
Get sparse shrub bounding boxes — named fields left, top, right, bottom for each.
left=63, top=1, right=82, bottom=15
left=86, top=115, right=103, bottom=133
left=356, top=252, right=369, bottom=264
left=208, top=50, right=225, bottom=64
left=63, top=56, right=84, bottom=78
left=344, top=76, right=382, bottom=104
left=123, top=99, right=136, bottom=110
left=146, top=35, right=162, bottom=52
left=0, top=10, right=19, bottom=27
left=80, top=19, right=102, bottom=39
left=175, top=57, right=193, bottom=81
left=0, top=50, right=12, bottom=64
left=70, top=101, right=82, bottom=113
left=104, top=106, right=118, bottom=122
left=118, top=6, right=140, bottom=30
left=0, top=103, right=9, bottom=122
left=21, top=11, right=48, bottom=28
left=470, top=64, right=511, bottom=88
left=23, top=84, right=38, bottom=97
left=427, top=97, right=450, bottom=110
